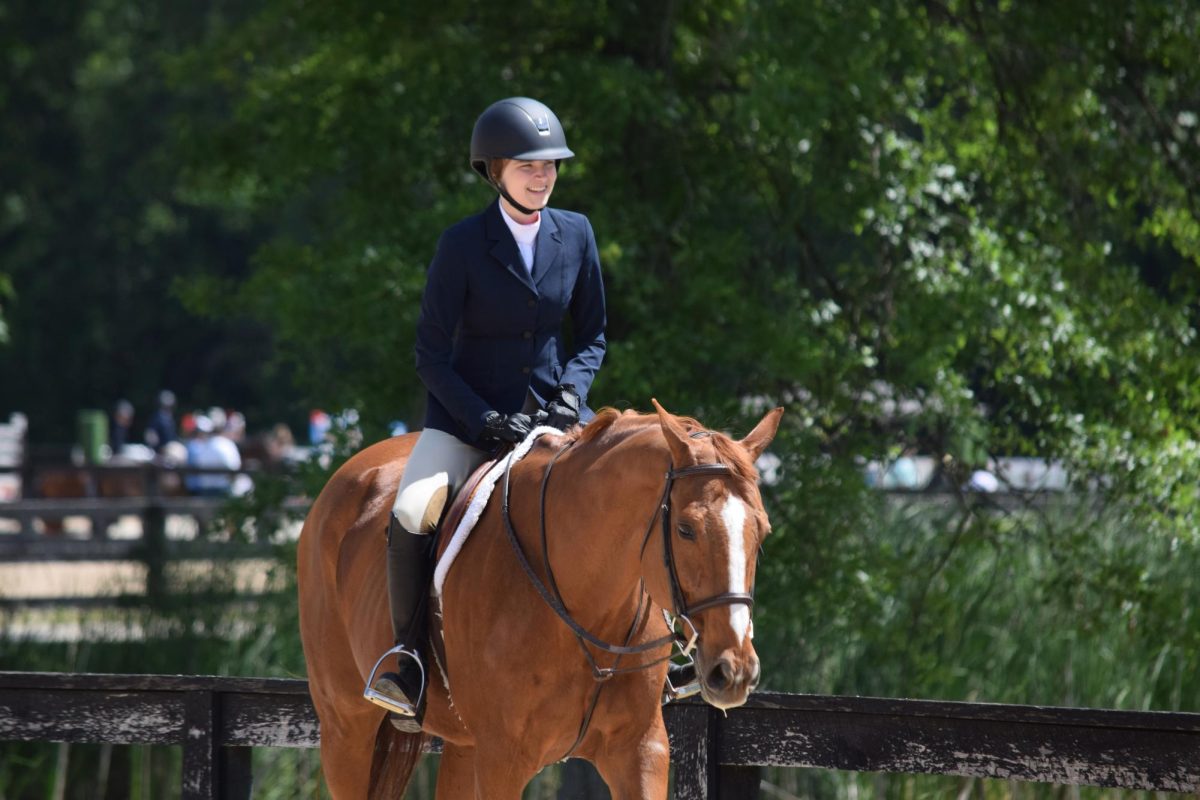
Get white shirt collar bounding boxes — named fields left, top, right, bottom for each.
left=498, top=201, right=541, bottom=245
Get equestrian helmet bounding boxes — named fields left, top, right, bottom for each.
left=469, top=97, right=574, bottom=180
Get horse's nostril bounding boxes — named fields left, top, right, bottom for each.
left=707, top=659, right=735, bottom=690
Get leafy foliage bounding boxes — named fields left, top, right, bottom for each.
left=4, top=1, right=1200, bottom=793
left=0, top=0, right=290, bottom=439
left=169, top=0, right=1200, bottom=528
left=167, top=0, right=1200, bottom=714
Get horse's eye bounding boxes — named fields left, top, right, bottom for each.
left=677, top=523, right=696, bottom=541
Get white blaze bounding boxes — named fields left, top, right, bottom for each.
left=720, top=495, right=751, bottom=643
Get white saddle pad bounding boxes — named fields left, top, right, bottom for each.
left=432, top=426, right=560, bottom=598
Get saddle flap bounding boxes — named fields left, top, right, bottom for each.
left=434, top=456, right=498, bottom=564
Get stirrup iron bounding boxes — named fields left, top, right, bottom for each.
left=363, top=643, right=427, bottom=716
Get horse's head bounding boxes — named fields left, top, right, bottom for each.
left=645, top=399, right=783, bottom=710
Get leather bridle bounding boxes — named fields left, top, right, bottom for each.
left=640, top=461, right=757, bottom=624
left=501, top=440, right=756, bottom=667
left=499, top=436, right=759, bottom=758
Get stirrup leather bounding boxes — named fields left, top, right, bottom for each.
left=363, top=644, right=427, bottom=716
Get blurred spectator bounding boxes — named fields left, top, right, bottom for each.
left=144, top=390, right=178, bottom=452
left=966, top=469, right=999, bottom=493
left=212, top=413, right=252, bottom=496
left=880, top=449, right=920, bottom=490
left=185, top=414, right=241, bottom=496
left=265, top=422, right=296, bottom=463
left=160, top=440, right=188, bottom=467
left=309, top=409, right=332, bottom=446
left=226, top=410, right=247, bottom=444
left=110, top=399, right=135, bottom=453
left=207, top=406, right=228, bottom=434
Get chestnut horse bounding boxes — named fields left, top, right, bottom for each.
left=298, top=400, right=783, bottom=798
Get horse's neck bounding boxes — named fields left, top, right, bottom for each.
left=544, top=429, right=668, bottom=619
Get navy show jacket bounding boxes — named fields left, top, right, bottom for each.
left=415, top=200, right=607, bottom=447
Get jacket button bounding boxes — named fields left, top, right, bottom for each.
left=521, top=366, right=531, bottom=375
left=527, top=299, right=536, bottom=307
left=522, top=331, right=532, bottom=339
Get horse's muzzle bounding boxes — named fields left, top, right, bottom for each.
left=698, top=649, right=760, bottom=709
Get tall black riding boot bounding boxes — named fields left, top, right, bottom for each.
left=363, top=513, right=433, bottom=732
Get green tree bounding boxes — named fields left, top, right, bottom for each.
left=4, top=1, right=1200, bottom=794
left=0, top=0, right=290, bottom=440
left=172, top=2, right=1200, bottom=721
left=178, top=0, right=1200, bottom=523
left=7, top=0, right=1200, bottom=710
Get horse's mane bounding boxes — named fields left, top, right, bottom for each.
left=568, top=407, right=759, bottom=483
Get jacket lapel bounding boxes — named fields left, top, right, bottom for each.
left=485, top=200, right=537, bottom=295
left=532, top=209, right=562, bottom=289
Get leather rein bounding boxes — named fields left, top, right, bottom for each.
left=499, top=437, right=756, bottom=755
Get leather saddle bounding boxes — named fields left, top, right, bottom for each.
left=425, top=455, right=500, bottom=687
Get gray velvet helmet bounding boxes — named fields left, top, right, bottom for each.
left=469, top=97, right=574, bottom=181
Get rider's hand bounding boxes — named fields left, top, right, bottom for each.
left=481, top=411, right=535, bottom=445
left=544, top=384, right=581, bottom=431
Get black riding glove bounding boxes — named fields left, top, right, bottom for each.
left=481, top=411, right=535, bottom=445
left=544, top=384, right=581, bottom=431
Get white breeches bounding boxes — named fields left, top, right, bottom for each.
left=392, top=428, right=489, bottom=535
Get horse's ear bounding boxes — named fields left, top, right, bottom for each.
left=652, top=398, right=694, bottom=466
left=740, top=407, right=784, bottom=461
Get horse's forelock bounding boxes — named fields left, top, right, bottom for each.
left=711, top=435, right=760, bottom=485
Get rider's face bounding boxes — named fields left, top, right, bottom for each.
left=499, top=159, right=556, bottom=218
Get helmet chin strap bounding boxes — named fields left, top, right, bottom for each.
left=492, top=179, right=539, bottom=217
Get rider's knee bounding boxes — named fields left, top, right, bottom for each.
left=393, top=478, right=448, bottom=535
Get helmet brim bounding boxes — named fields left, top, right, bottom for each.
left=479, top=146, right=575, bottom=162
left=471, top=149, right=575, bottom=181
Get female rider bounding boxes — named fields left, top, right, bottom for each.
left=365, top=97, right=607, bottom=731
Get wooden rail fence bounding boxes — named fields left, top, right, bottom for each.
left=2, top=671, right=1198, bottom=798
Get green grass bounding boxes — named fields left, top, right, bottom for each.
left=753, top=492, right=1200, bottom=798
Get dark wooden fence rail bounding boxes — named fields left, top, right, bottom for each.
left=0, top=496, right=308, bottom=610
left=2, top=672, right=1199, bottom=799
